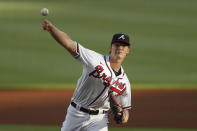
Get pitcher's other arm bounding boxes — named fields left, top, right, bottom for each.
left=122, top=109, right=129, bottom=124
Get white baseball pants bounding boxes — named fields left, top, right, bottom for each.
left=61, top=105, right=109, bottom=131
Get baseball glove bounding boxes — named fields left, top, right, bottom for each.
left=109, top=93, right=125, bottom=124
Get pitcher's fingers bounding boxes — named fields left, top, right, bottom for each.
left=44, top=19, right=51, bottom=25
left=42, top=23, right=48, bottom=30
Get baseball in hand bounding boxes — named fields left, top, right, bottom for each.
left=41, top=8, right=49, bottom=16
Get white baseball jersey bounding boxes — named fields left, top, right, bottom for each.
left=71, top=43, right=132, bottom=110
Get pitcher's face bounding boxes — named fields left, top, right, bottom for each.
left=110, top=42, right=130, bottom=60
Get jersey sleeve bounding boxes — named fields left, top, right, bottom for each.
left=74, top=42, right=102, bottom=67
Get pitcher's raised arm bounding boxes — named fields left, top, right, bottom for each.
left=42, top=19, right=77, bottom=56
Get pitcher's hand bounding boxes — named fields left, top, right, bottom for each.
left=42, top=19, right=53, bottom=32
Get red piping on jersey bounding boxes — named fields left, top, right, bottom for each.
left=75, top=42, right=80, bottom=58
left=123, top=106, right=132, bottom=109
left=106, top=58, right=130, bottom=109
left=105, top=56, right=112, bottom=77
left=88, top=56, right=112, bottom=106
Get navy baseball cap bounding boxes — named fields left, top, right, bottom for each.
left=111, top=33, right=130, bottom=46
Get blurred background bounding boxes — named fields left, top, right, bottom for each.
left=1, top=0, right=196, bottom=86
left=0, top=0, right=197, bottom=131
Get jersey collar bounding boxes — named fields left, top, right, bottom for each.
left=105, top=56, right=125, bottom=78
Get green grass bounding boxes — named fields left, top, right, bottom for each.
left=0, top=125, right=60, bottom=131
left=110, top=128, right=197, bottom=131
left=0, top=125, right=196, bottom=131
left=0, top=0, right=197, bottom=86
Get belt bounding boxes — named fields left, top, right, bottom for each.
left=71, top=102, right=107, bottom=115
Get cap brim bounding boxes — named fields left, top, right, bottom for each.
left=111, top=40, right=130, bottom=46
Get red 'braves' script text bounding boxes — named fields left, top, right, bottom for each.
left=89, top=65, right=126, bottom=96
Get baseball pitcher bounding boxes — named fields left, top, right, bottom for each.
left=42, top=19, right=132, bottom=131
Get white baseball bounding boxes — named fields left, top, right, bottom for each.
left=41, top=8, right=49, bottom=16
